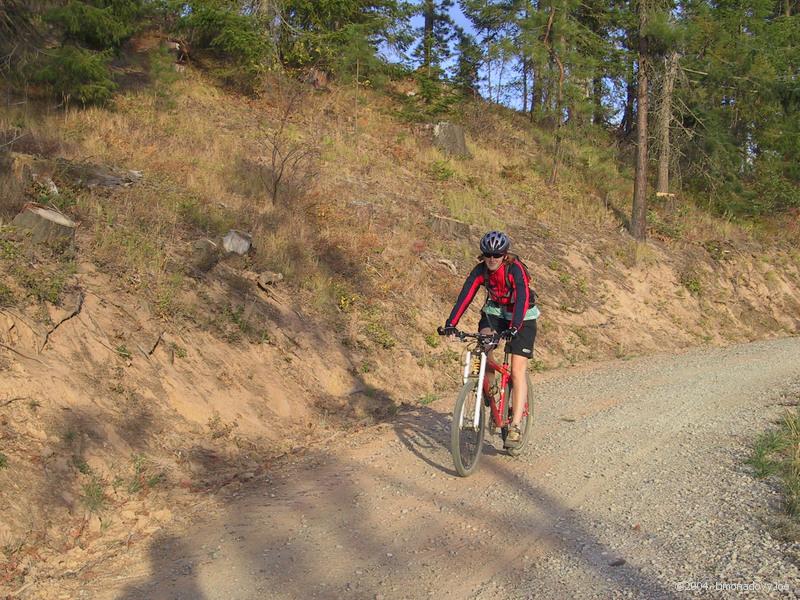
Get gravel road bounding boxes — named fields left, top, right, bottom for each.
left=59, top=337, right=800, bottom=599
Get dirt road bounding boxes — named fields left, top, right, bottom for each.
left=33, top=337, right=800, bottom=599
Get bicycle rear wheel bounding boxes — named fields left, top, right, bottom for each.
left=502, top=373, right=534, bottom=457
left=451, top=379, right=486, bottom=477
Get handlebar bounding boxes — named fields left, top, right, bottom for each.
left=437, top=326, right=500, bottom=348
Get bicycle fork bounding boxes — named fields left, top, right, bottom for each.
left=461, top=350, right=487, bottom=431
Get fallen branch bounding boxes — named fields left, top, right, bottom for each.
left=148, top=331, right=164, bottom=356
left=40, top=291, right=84, bottom=353
left=0, top=342, right=44, bottom=364
left=1, top=396, right=29, bottom=407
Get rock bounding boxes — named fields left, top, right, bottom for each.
left=190, top=239, right=220, bottom=274
left=430, top=213, right=471, bottom=238
left=120, top=510, right=137, bottom=521
left=222, top=230, right=252, bottom=255
left=12, top=203, right=77, bottom=246
left=433, top=122, right=470, bottom=158
left=608, top=558, right=626, bottom=567
left=257, top=271, right=284, bottom=289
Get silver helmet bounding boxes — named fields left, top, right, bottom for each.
left=479, top=231, right=510, bottom=255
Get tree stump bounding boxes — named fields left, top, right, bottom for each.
left=430, top=213, right=471, bottom=238
left=433, top=122, right=470, bottom=158
left=12, top=203, right=76, bottom=245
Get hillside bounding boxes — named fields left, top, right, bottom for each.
left=2, top=39, right=800, bottom=594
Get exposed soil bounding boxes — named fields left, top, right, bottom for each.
left=12, top=337, right=800, bottom=599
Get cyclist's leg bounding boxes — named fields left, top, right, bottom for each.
left=508, top=319, right=537, bottom=427
left=509, top=354, right=528, bottom=426
left=478, top=313, right=500, bottom=385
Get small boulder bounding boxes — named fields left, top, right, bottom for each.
left=222, top=230, right=252, bottom=255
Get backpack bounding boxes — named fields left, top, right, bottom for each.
left=482, top=253, right=538, bottom=308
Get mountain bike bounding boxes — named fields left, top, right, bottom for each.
left=437, top=327, right=534, bottom=477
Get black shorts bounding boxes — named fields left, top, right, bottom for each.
left=478, top=314, right=537, bottom=359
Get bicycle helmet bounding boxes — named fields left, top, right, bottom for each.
left=479, top=231, right=510, bottom=255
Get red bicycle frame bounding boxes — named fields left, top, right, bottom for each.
left=481, top=353, right=528, bottom=427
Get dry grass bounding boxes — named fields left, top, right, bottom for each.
left=2, top=43, right=798, bottom=359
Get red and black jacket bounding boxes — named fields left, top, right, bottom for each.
left=446, top=258, right=532, bottom=330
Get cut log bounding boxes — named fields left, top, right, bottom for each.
left=12, top=203, right=76, bottom=245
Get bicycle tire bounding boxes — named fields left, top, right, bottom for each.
left=451, top=379, right=486, bottom=477
left=502, top=372, right=534, bottom=457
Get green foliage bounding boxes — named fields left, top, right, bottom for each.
left=679, top=0, right=800, bottom=217
left=82, top=476, right=106, bottom=512
left=30, top=45, right=116, bottom=105
left=749, top=408, right=800, bottom=519
left=127, top=453, right=164, bottom=493
left=0, top=282, right=14, bottom=307
left=429, top=159, right=454, bottom=180
left=424, top=333, right=439, bottom=348
left=72, top=456, right=92, bottom=475
left=0, top=453, right=7, bottom=470
left=12, top=265, right=68, bottom=304
left=177, top=0, right=272, bottom=89
left=419, top=393, right=437, bottom=405
left=680, top=270, right=702, bottom=296
left=45, top=1, right=137, bottom=50
left=364, top=321, right=395, bottom=349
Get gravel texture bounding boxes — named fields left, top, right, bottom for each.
left=27, top=337, right=800, bottom=600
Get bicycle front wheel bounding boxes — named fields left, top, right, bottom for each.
left=451, top=379, right=486, bottom=477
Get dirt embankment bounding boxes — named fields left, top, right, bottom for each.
left=2, top=216, right=800, bottom=595
left=13, top=338, right=800, bottom=600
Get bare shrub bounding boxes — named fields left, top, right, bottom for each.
left=257, top=78, right=319, bottom=206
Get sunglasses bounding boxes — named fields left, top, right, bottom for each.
left=483, top=253, right=506, bottom=259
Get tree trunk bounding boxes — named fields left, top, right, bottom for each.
left=423, top=0, right=434, bottom=73
left=592, top=76, right=603, bottom=125
left=631, top=1, right=649, bottom=241
left=619, top=57, right=636, bottom=137
left=531, top=63, right=541, bottom=120
left=656, top=51, right=678, bottom=195
left=522, top=59, right=529, bottom=113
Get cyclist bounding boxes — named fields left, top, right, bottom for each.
left=441, top=231, right=539, bottom=446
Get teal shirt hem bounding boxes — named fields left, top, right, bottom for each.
left=482, top=304, right=540, bottom=321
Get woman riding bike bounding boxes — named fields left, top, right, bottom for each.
left=442, top=231, right=540, bottom=446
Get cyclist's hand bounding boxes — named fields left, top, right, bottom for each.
left=501, top=327, right=518, bottom=340
left=438, top=325, right=458, bottom=337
